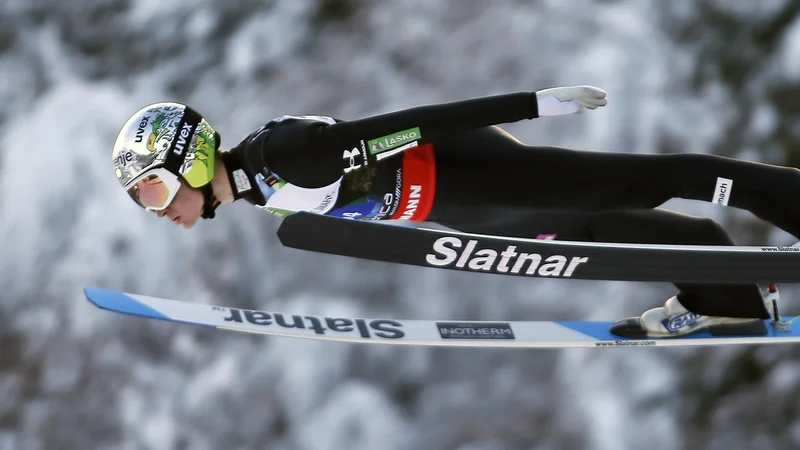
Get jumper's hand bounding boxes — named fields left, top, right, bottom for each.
left=535, top=85, right=608, bottom=116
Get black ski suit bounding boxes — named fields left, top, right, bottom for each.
left=220, top=92, right=800, bottom=319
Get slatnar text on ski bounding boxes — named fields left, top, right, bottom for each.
left=425, top=237, right=589, bottom=278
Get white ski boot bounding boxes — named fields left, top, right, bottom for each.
left=610, top=284, right=780, bottom=339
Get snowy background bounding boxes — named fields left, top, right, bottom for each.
left=2, top=0, right=800, bottom=449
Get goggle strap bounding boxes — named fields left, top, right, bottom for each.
left=163, top=107, right=202, bottom=174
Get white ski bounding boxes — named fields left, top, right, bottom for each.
left=83, top=287, right=800, bottom=348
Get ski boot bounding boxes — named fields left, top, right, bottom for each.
left=610, top=284, right=781, bottom=339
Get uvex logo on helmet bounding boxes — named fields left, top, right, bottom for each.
left=134, top=116, right=149, bottom=143
left=173, top=122, right=194, bottom=157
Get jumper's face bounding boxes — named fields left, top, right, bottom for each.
left=149, top=178, right=204, bottom=229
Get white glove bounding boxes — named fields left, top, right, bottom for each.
left=535, top=85, right=608, bottom=116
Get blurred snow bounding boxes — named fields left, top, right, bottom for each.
left=1, top=1, right=800, bottom=449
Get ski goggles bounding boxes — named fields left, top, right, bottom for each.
left=126, top=167, right=182, bottom=211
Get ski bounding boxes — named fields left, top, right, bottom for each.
left=276, top=212, right=800, bottom=284
left=83, top=287, right=800, bottom=348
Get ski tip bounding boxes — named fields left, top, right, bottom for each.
left=83, top=286, right=170, bottom=321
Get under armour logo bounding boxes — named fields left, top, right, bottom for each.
left=342, top=148, right=362, bottom=174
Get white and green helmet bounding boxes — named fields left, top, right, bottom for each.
left=112, top=102, right=221, bottom=215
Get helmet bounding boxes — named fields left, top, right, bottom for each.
left=112, top=102, right=222, bottom=218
